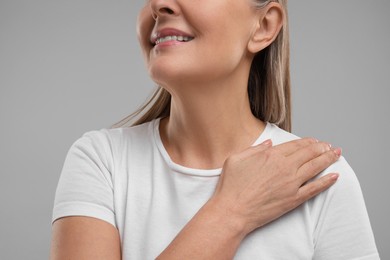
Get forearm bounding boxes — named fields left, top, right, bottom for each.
left=156, top=198, right=247, bottom=259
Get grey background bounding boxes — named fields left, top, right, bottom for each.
left=0, top=0, right=388, bottom=259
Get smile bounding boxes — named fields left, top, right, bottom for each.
left=155, top=35, right=194, bottom=45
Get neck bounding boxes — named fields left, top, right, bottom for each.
left=159, top=67, right=265, bottom=169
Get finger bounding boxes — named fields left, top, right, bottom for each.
left=297, top=147, right=342, bottom=183
left=240, top=139, right=273, bottom=158
left=247, top=139, right=272, bottom=154
left=272, top=137, right=318, bottom=156
left=288, top=142, right=332, bottom=169
left=253, top=139, right=273, bottom=151
left=296, top=173, right=339, bottom=205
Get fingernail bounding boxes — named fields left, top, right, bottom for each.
left=333, top=147, right=342, bottom=157
left=331, top=173, right=339, bottom=181
left=262, top=139, right=272, bottom=146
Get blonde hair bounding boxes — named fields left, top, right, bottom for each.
left=113, top=0, right=291, bottom=132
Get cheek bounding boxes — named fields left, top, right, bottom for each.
left=136, top=7, right=154, bottom=60
left=190, top=8, right=251, bottom=59
left=196, top=23, right=249, bottom=70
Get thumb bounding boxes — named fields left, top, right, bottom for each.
left=253, top=139, right=273, bottom=151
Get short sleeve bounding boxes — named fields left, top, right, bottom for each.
left=52, top=130, right=116, bottom=228
left=310, top=157, right=379, bottom=260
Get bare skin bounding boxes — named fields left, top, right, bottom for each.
left=51, top=1, right=342, bottom=259
left=50, top=216, right=122, bottom=260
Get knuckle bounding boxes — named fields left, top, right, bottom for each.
left=323, top=151, right=337, bottom=166
left=305, top=137, right=318, bottom=145
left=322, top=143, right=331, bottom=152
left=312, top=142, right=331, bottom=154
left=224, top=155, right=239, bottom=166
left=295, top=138, right=313, bottom=149
left=263, top=148, right=275, bottom=158
left=304, top=145, right=316, bottom=157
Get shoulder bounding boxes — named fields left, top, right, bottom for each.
left=266, top=124, right=367, bottom=222
left=65, top=119, right=157, bottom=167
left=267, top=124, right=378, bottom=257
left=267, top=123, right=355, bottom=180
left=266, top=122, right=300, bottom=145
left=74, top=119, right=157, bottom=150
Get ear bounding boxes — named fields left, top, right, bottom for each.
left=247, top=3, right=284, bottom=54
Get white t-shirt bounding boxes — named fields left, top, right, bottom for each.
left=52, top=118, right=379, bottom=259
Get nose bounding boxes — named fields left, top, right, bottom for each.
left=149, top=0, right=178, bottom=20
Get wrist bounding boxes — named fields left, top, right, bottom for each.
left=204, top=196, right=250, bottom=241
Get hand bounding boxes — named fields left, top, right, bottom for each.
left=211, top=138, right=341, bottom=235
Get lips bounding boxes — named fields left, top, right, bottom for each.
left=151, top=28, right=194, bottom=46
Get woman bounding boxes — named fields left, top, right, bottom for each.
left=50, top=0, right=379, bottom=259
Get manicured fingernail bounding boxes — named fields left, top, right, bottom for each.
left=331, top=173, right=339, bottom=181
left=262, top=139, right=272, bottom=146
left=333, top=147, right=342, bottom=157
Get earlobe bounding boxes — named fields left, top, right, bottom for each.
left=247, top=3, right=284, bottom=54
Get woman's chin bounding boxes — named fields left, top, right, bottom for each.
left=149, top=68, right=196, bottom=88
